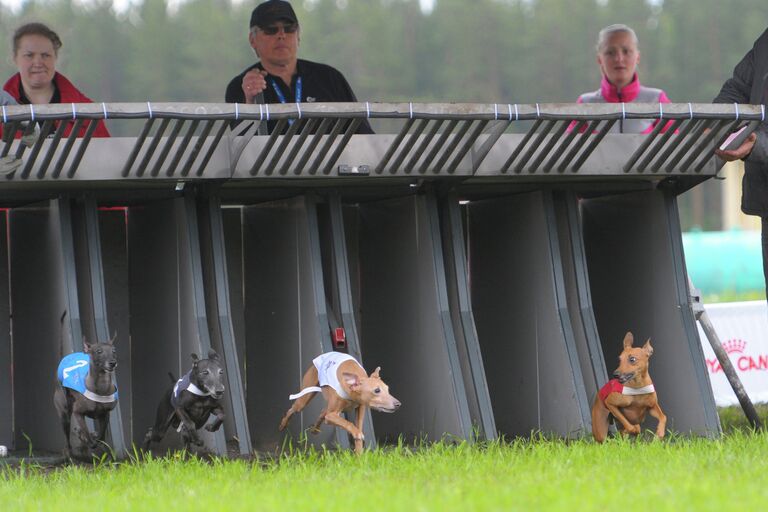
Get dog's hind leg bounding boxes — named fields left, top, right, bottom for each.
left=309, top=409, right=326, bottom=434
left=53, top=386, right=72, bottom=454
left=279, top=365, right=320, bottom=432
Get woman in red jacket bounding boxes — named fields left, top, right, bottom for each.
left=4, top=22, right=109, bottom=137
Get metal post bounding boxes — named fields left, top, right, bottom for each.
left=689, top=278, right=763, bottom=429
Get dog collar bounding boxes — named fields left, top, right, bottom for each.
left=83, top=389, right=118, bottom=403
left=186, top=382, right=212, bottom=397
left=623, top=383, right=655, bottom=395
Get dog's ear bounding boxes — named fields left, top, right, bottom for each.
left=83, top=336, right=92, bottom=353
left=622, top=331, right=634, bottom=349
left=342, top=372, right=361, bottom=390
left=643, top=339, right=653, bottom=357
left=370, top=367, right=381, bottom=379
left=191, top=353, right=200, bottom=368
left=208, top=349, right=219, bottom=361
left=108, top=331, right=117, bottom=345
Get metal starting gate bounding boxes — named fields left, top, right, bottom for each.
left=1, top=101, right=758, bottom=456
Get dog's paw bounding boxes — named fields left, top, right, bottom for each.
left=627, top=424, right=642, bottom=435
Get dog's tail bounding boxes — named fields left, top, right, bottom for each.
left=167, top=372, right=177, bottom=384
left=58, top=310, right=68, bottom=360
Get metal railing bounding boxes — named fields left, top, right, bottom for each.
left=0, top=102, right=762, bottom=182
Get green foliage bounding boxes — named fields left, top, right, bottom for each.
left=0, top=0, right=764, bottom=105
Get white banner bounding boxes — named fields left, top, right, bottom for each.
left=697, top=301, right=768, bottom=406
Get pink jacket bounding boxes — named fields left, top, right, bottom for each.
left=573, top=74, right=672, bottom=134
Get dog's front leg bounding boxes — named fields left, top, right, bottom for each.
left=71, top=411, right=95, bottom=448
left=93, top=414, right=110, bottom=444
left=175, top=407, right=203, bottom=446
left=648, top=401, right=667, bottom=439
left=354, top=406, right=367, bottom=454
left=324, top=412, right=364, bottom=453
left=604, top=395, right=641, bottom=435
left=205, top=405, right=225, bottom=433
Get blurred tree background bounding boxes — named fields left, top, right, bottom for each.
left=0, top=0, right=766, bottom=229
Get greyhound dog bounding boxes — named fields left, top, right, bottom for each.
left=143, top=350, right=226, bottom=452
left=279, top=351, right=401, bottom=454
left=592, top=332, right=667, bottom=443
left=54, top=335, right=118, bottom=460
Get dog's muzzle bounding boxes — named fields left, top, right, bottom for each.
left=615, top=372, right=634, bottom=384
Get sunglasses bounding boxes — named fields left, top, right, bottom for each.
left=259, top=23, right=298, bottom=36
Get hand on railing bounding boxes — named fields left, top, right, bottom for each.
left=715, top=132, right=757, bottom=161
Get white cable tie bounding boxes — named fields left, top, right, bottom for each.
left=102, top=102, right=108, bottom=120
left=621, top=102, right=626, bottom=120
left=734, top=102, right=740, bottom=120
left=71, top=103, right=77, bottom=120
left=514, top=104, right=519, bottom=121
left=29, top=104, right=34, bottom=122
left=507, top=104, right=513, bottom=121
left=259, top=104, right=263, bottom=121
left=762, top=104, right=766, bottom=122
left=296, top=102, right=302, bottom=119
left=409, top=102, right=413, bottom=119
left=365, top=101, right=370, bottom=118
left=147, top=102, right=153, bottom=119
left=2, top=105, right=7, bottom=124
left=235, top=103, right=239, bottom=121
left=494, top=103, right=499, bottom=121
left=659, top=103, right=663, bottom=120
left=536, top=103, right=540, bottom=118
left=265, top=104, right=270, bottom=121
left=688, top=102, right=694, bottom=120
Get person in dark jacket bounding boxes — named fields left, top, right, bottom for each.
left=714, top=28, right=768, bottom=292
left=3, top=22, right=109, bottom=137
left=225, top=0, right=372, bottom=134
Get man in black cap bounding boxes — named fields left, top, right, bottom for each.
left=225, top=0, right=372, bottom=133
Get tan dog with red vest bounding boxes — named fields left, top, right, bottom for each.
left=279, top=352, right=401, bottom=454
left=592, top=332, right=666, bottom=442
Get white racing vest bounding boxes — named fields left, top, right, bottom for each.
left=288, top=352, right=364, bottom=401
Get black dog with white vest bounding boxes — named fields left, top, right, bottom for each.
left=143, top=350, right=226, bottom=452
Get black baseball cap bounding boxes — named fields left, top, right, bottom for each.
left=250, top=1, right=298, bottom=29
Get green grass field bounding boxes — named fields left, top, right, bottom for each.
left=3, top=409, right=768, bottom=512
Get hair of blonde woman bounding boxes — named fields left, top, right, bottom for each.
left=596, top=24, right=638, bottom=53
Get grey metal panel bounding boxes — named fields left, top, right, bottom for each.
left=467, top=191, right=587, bottom=437
left=581, top=190, right=720, bottom=435
left=551, top=191, right=608, bottom=399
left=222, top=209, right=246, bottom=386
left=354, top=195, right=471, bottom=442
left=242, top=197, right=334, bottom=451
left=128, top=200, right=182, bottom=450
left=197, top=194, right=251, bottom=455
left=98, top=208, right=132, bottom=443
left=440, top=197, right=497, bottom=440
left=75, top=199, right=127, bottom=456
left=0, top=212, right=11, bottom=447
left=177, top=194, right=227, bottom=454
left=324, top=195, right=375, bottom=446
left=10, top=201, right=70, bottom=451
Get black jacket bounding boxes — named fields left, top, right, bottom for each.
left=714, top=28, right=768, bottom=216
left=225, top=58, right=373, bottom=134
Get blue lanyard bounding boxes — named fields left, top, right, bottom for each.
left=269, top=76, right=302, bottom=104
left=269, top=76, right=301, bottom=126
